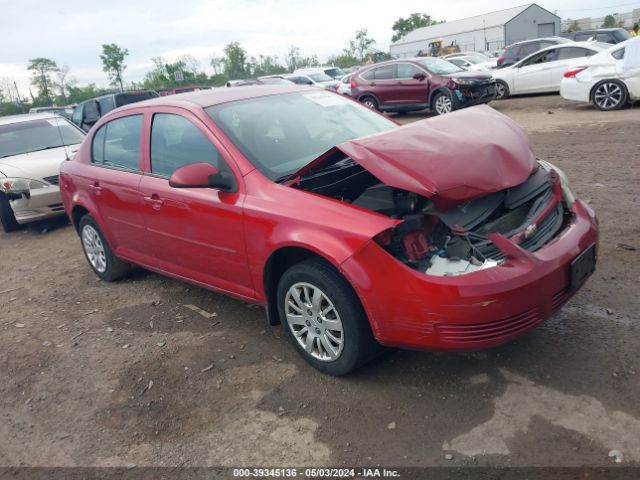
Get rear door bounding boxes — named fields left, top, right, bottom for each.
left=86, top=114, right=145, bottom=257
left=369, top=64, right=398, bottom=106
left=513, top=49, right=557, bottom=93
left=551, top=47, right=598, bottom=88
left=138, top=109, right=253, bottom=296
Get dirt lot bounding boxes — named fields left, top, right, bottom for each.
left=1, top=95, right=639, bottom=469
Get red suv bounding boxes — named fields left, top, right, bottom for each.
left=351, top=57, right=496, bottom=115
left=59, top=86, right=597, bottom=375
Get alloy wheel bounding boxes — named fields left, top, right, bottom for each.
left=284, top=282, right=344, bottom=362
left=82, top=224, right=107, bottom=273
left=496, top=83, right=507, bottom=99
left=434, top=95, right=453, bottom=114
left=594, top=82, right=623, bottom=110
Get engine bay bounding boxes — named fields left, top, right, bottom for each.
left=294, top=155, right=570, bottom=276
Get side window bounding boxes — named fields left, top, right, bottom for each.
left=397, top=63, right=424, bottom=78
left=519, top=43, right=540, bottom=58
left=150, top=114, right=225, bottom=177
left=595, top=33, right=614, bottom=44
left=360, top=69, right=375, bottom=81
left=98, top=97, right=115, bottom=115
left=557, top=47, right=594, bottom=60
left=72, top=106, right=83, bottom=125
left=522, top=49, right=556, bottom=67
left=373, top=65, right=397, bottom=80
left=575, top=33, right=592, bottom=41
left=611, top=48, right=625, bottom=60
left=448, top=59, right=466, bottom=68
left=91, top=115, right=142, bottom=170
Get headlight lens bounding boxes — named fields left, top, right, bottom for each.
left=452, top=78, right=476, bottom=85
left=538, top=160, right=575, bottom=207
left=0, top=178, right=49, bottom=193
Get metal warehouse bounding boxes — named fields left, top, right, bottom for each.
left=390, top=3, right=561, bottom=57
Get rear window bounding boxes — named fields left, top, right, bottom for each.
left=91, top=115, right=142, bottom=171
left=612, top=29, right=631, bottom=42
left=595, top=33, right=615, bottom=44
left=114, top=91, right=159, bottom=108
left=308, top=73, right=333, bottom=82
left=324, top=67, right=345, bottom=79
left=611, top=48, right=625, bottom=60
left=0, top=118, right=85, bottom=158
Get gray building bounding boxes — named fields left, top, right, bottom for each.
left=390, top=4, right=561, bottom=58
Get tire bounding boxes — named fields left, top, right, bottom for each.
left=592, top=80, right=628, bottom=111
left=432, top=91, right=454, bottom=115
left=495, top=80, right=510, bottom=100
left=360, top=95, right=379, bottom=110
left=277, top=258, right=378, bottom=376
left=78, top=214, right=130, bottom=281
left=0, top=193, right=21, bottom=233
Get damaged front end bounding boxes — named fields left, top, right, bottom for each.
left=294, top=153, right=574, bottom=277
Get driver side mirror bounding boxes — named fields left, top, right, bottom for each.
left=169, top=162, right=236, bottom=192
left=413, top=72, right=426, bottom=80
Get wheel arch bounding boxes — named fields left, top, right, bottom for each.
left=428, top=87, right=453, bottom=108
left=357, top=92, right=380, bottom=104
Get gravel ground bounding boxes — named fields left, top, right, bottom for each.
left=1, top=94, right=639, bottom=469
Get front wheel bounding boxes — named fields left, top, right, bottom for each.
left=592, top=80, right=627, bottom=111
left=495, top=80, right=510, bottom=100
left=432, top=91, right=454, bottom=115
left=79, top=214, right=131, bottom=281
left=277, top=259, right=378, bottom=376
left=0, top=193, right=21, bottom=233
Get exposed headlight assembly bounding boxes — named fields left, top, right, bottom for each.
left=452, top=78, right=476, bottom=85
left=538, top=160, right=575, bottom=207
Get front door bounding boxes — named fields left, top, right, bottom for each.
left=395, top=63, right=430, bottom=104
left=138, top=110, right=254, bottom=298
left=513, top=49, right=557, bottom=93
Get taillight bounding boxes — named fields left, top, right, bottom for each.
left=564, top=67, right=587, bottom=78
left=350, top=78, right=356, bottom=89
left=497, top=55, right=505, bottom=66
left=335, top=84, right=339, bottom=91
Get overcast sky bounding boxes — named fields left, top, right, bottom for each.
left=1, top=0, right=638, bottom=96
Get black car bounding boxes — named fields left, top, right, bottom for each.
left=560, top=28, right=630, bottom=45
left=71, top=91, right=159, bottom=132
left=497, top=37, right=572, bottom=68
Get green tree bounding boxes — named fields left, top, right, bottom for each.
left=27, top=57, right=58, bottom=105
left=222, top=42, right=248, bottom=79
left=100, top=43, right=129, bottom=91
left=66, top=83, right=109, bottom=104
left=54, top=65, right=75, bottom=104
left=392, top=13, right=440, bottom=42
left=210, top=55, right=223, bottom=75
left=602, top=15, right=617, bottom=28
left=349, top=29, right=376, bottom=63
left=326, top=53, right=360, bottom=69
left=247, top=55, right=287, bottom=77
left=565, top=19, right=581, bottom=32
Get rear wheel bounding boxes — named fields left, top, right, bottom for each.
left=79, top=214, right=130, bottom=281
left=360, top=95, right=379, bottom=110
left=495, top=80, right=510, bottom=100
left=432, top=91, right=454, bottom=115
left=592, top=80, right=627, bottom=111
left=277, top=259, right=378, bottom=376
left=0, top=193, right=21, bottom=233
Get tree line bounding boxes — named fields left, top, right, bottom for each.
left=1, top=13, right=442, bottom=115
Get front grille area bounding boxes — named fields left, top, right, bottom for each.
left=43, top=175, right=59, bottom=185
left=436, top=308, right=540, bottom=344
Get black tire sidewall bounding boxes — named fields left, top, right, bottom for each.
left=277, top=259, right=375, bottom=376
left=78, top=214, right=125, bottom=281
left=360, top=96, right=378, bottom=110
left=0, top=193, right=21, bottom=232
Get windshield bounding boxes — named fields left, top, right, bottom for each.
left=0, top=117, right=85, bottom=158
left=417, top=58, right=465, bottom=75
left=308, top=72, right=333, bottom=82
left=463, top=56, right=484, bottom=64
left=206, top=91, right=397, bottom=180
left=612, top=29, right=631, bottom=42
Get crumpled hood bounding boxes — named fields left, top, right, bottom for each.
left=297, top=105, right=537, bottom=210
left=0, top=145, right=79, bottom=179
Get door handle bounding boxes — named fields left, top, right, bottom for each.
left=370, top=82, right=376, bottom=86
left=143, top=194, right=164, bottom=209
left=88, top=182, right=102, bottom=194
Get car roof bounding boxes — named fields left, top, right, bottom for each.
left=112, top=85, right=318, bottom=113
left=510, top=36, right=572, bottom=47
left=534, top=41, right=607, bottom=53
left=0, top=112, right=64, bottom=126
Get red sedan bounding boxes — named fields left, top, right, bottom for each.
left=59, top=86, right=598, bottom=375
